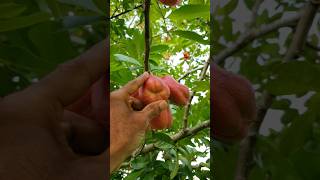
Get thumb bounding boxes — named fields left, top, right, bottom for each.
left=140, top=100, right=168, bottom=121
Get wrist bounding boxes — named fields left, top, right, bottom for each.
left=109, top=139, right=130, bottom=172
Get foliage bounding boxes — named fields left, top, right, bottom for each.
left=110, top=0, right=210, bottom=179
left=213, top=0, right=320, bottom=179
left=0, top=0, right=106, bottom=96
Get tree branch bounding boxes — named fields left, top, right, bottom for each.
left=178, top=66, right=203, bottom=82
left=306, top=41, right=320, bottom=51
left=141, top=120, right=210, bottom=154
left=110, top=4, right=143, bottom=19
left=144, top=0, right=151, bottom=72
left=155, top=1, right=172, bottom=38
left=234, top=92, right=274, bottom=180
left=284, top=2, right=319, bottom=61
left=234, top=2, right=319, bottom=180
left=214, top=13, right=301, bottom=65
left=182, top=58, right=210, bottom=129
left=247, top=0, right=263, bottom=29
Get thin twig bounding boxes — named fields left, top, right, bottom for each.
left=141, top=120, right=210, bottom=154
left=214, top=13, right=301, bottom=65
left=155, top=1, right=172, bottom=38
left=247, top=0, right=263, bottom=29
left=120, top=120, right=210, bottom=169
left=182, top=58, right=210, bottom=129
left=178, top=66, right=203, bottom=82
left=284, top=2, right=320, bottom=61
left=110, top=4, right=143, bottom=19
left=306, top=41, right=320, bottom=51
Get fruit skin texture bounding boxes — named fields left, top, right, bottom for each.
left=132, top=75, right=171, bottom=130
left=161, top=75, right=189, bottom=106
left=150, top=108, right=172, bottom=129
left=159, top=0, right=180, bottom=6
left=139, top=75, right=170, bottom=105
left=213, top=64, right=256, bottom=143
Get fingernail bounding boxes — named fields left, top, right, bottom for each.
left=159, top=100, right=167, bottom=110
left=142, top=72, right=149, bottom=77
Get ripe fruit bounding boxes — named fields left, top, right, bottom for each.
left=183, top=51, right=190, bottom=60
left=150, top=108, right=172, bottom=129
left=161, top=75, right=189, bottom=106
left=213, top=64, right=256, bottom=143
left=139, top=75, right=170, bottom=105
left=132, top=75, right=171, bottom=130
left=159, top=0, right=180, bottom=6
left=131, top=74, right=189, bottom=130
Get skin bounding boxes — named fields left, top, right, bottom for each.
left=110, top=73, right=167, bottom=171
left=0, top=40, right=167, bottom=179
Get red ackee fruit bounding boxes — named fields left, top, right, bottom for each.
left=161, top=75, right=189, bottom=106
left=213, top=64, right=256, bottom=143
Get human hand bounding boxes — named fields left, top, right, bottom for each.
left=0, top=40, right=107, bottom=180
left=110, top=72, right=168, bottom=172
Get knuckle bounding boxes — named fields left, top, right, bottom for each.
left=57, top=61, right=91, bottom=80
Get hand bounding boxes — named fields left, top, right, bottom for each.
left=110, top=72, right=167, bottom=172
left=0, top=40, right=107, bottom=180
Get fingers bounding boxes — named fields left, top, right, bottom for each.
left=128, top=96, right=144, bottom=111
left=64, top=153, right=108, bottom=179
left=120, top=72, right=149, bottom=95
left=91, top=76, right=107, bottom=124
left=31, top=40, right=107, bottom=107
left=62, top=111, right=107, bottom=155
left=140, top=100, right=167, bottom=121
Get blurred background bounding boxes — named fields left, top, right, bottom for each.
left=213, top=0, right=320, bottom=179
left=0, top=0, right=106, bottom=96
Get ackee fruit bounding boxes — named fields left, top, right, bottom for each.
left=161, top=75, right=189, bottom=106
left=213, top=64, right=256, bottom=143
left=159, top=0, right=181, bottom=6
left=131, top=74, right=189, bottom=130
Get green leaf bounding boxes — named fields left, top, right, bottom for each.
left=124, top=169, right=144, bottom=180
left=244, top=0, right=254, bottom=9
left=170, top=4, right=210, bottom=20
left=278, top=114, right=314, bottom=156
left=28, top=22, right=76, bottom=63
left=58, top=0, right=104, bottom=14
left=173, top=30, right=209, bottom=45
left=62, top=16, right=103, bottom=28
left=170, top=153, right=179, bottom=179
left=216, top=0, right=238, bottom=15
left=151, top=44, right=170, bottom=53
left=192, top=81, right=209, bottom=92
left=45, top=0, right=62, bottom=18
left=0, top=3, right=26, bottom=19
left=154, top=132, right=175, bottom=150
left=131, top=156, right=149, bottom=170
left=154, top=132, right=175, bottom=145
left=114, top=54, right=141, bottom=65
left=0, top=12, right=51, bottom=32
left=264, top=61, right=320, bottom=95
left=271, top=99, right=291, bottom=110
left=0, top=45, right=53, bottom=76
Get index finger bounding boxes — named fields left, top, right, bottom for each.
left=30, top=40, right=107, bottom=107
left=120, top=72, right=149, bottom=95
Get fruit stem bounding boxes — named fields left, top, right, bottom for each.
left=144, top=0, right=151, bottom=72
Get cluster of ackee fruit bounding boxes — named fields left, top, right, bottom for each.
left=132, top=75, right=189, bottom=130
